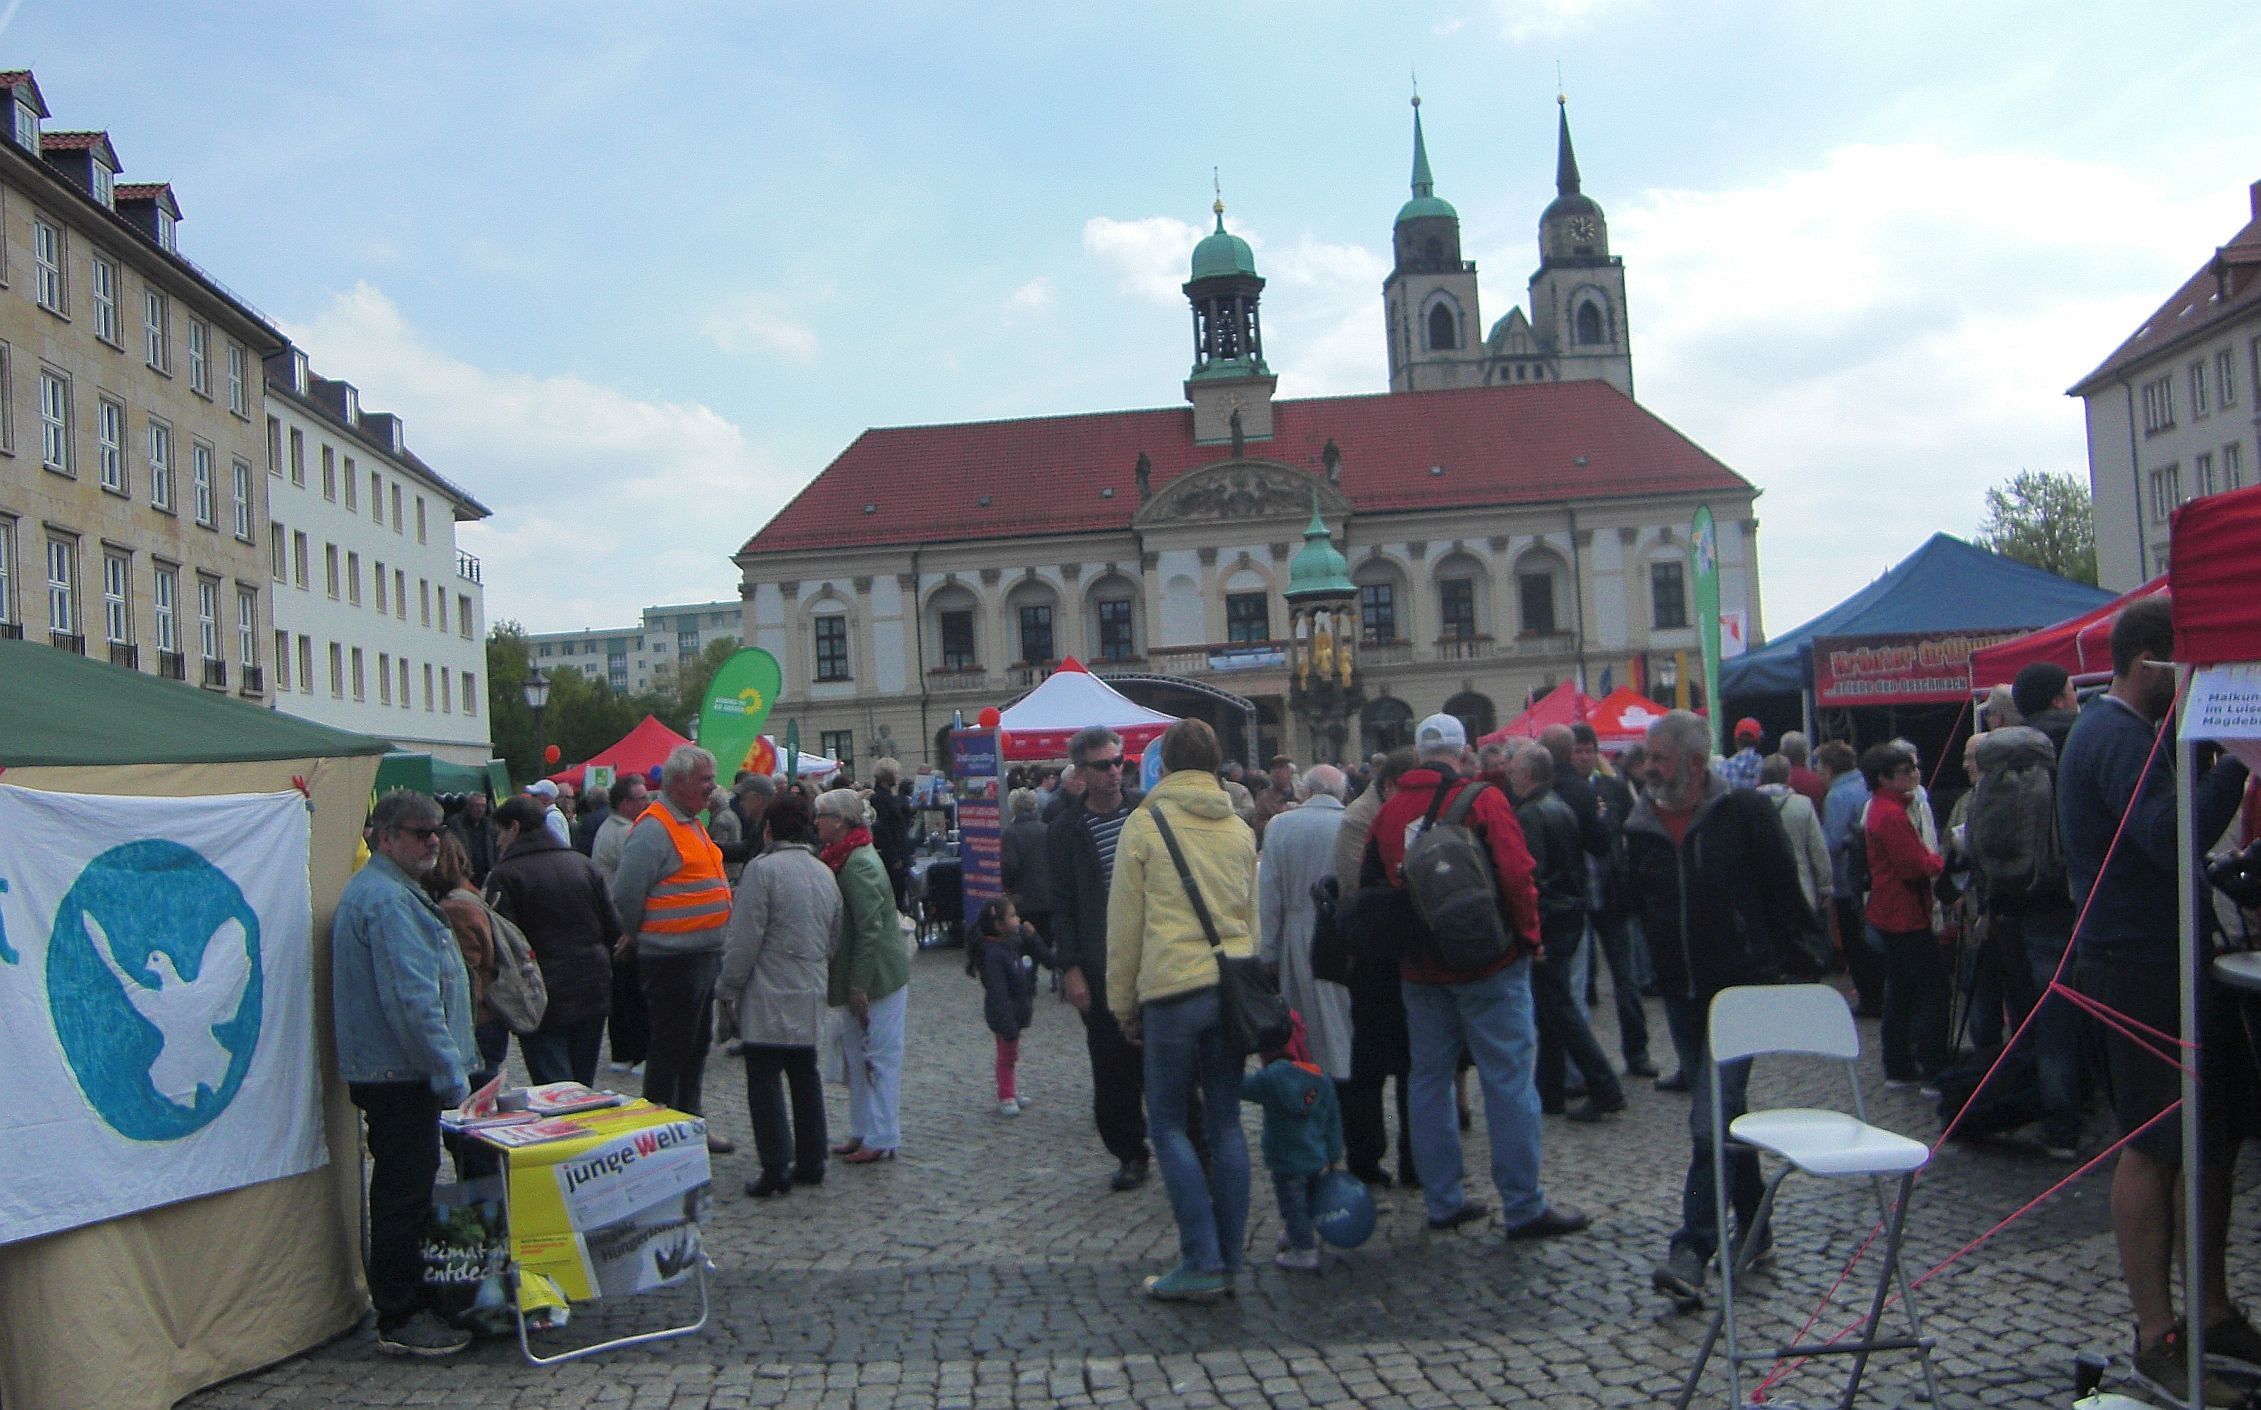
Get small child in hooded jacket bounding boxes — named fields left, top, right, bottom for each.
left=1240, top=1011, right=1343, bottom=1270
left=975, top=897, right=1053, bottom=1115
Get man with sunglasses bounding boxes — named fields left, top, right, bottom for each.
left=332, top=789, right=478, bottom=1357
left=1046, top=725, right=1153, bottom=1190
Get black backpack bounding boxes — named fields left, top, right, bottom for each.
left=1402, top=780, right=1514, bottom=970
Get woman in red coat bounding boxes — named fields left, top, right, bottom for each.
left=1862, top=744, right=1948, bottom=1086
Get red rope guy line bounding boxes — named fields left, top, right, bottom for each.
left=1747, top=681, right=2187, bottom=1402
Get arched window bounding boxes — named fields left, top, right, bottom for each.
left=1004, top=578, right=1059, bottom=666
left=1574, top=298, right=1606, bottom=347
left=1353, top=555, right=1409, bottom=645
left=1443, top=690, right=1496, bottom=743
left=1433, top=550, right=1490, bottom=642
left=1361, top=697, right=1414, bottom=758
left=1427, top=303, right=1457, bottom=351
left=1512, top=546, right=1569, bottom=637
left=1087, top=573, right=1141, bottom=664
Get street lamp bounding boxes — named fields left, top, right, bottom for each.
left=523, top=668, right=551, bottom=770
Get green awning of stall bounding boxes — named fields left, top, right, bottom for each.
left=0, top=638, right=394, bottom=767
left=374, top=751, right=506, bottom=797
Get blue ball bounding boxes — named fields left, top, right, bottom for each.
left=1313, top=1169, right=1376, bottom=1248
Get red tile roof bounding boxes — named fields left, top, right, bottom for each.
left=39, top=129, right=108, bottom=153
left=0, top=71, right=34, bottom=89
left=741, top=378, right=1753, bottom=557
left=2070, top=186, right=2261, bottom=394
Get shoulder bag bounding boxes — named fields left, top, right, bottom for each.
left=1147, top=804, right=1292, bottom=1055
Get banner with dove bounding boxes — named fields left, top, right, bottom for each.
left=0, top=784, right=323, bottom=1245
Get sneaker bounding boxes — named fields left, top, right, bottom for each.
left=997, top=1099, right=1021, bottom=1117
left=1652, top=1243, right=1707, bottom=1310
left=2133, top=1324, right=2247, bottom=1408
left=2205, top=1308, right=2261, bottom=1376
left=1504, top=1205, right=1590, bottom=1241
left=1426, top=1201, right=1490, bottom=1231
left=375, top=1311, right=471, bottom=1358
left=1143, top=1266, right=1231, bottom=1302
left=1274, top=1247, right=1322, bottom=1272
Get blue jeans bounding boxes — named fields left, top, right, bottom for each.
left=2019, top=912, right=2086, bottom=1149
left=1273, top=1169, right=1322, bottom=1251
left=1141, top=987, right=1251, bottom=1275
left=1661, top=995, right=1761, bottom=1263
left=520, top=1014, right=607, bottom=1087
left=1595, top=912, right=1653, bottom=1067
left=1402, top=961, right=1547, bottom=1227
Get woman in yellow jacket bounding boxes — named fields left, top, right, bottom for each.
left=1107, top=718, right=1258, bottom=1302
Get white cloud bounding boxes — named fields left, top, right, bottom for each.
left=1614, top=142, right=2219, bottom=629
left=1004, top=275, right=1056, bottom=314
left=287, top=283, right=800, bottom=632
left=1484, top=0, right=1645, bottom=41
left=699, top=292, right=819, bottom=361
left=1083, top=214, right=1208, bottom=304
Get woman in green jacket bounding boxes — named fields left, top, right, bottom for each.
left=817, top=787, right=911, bottom=1163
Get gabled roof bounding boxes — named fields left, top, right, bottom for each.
left=2069, top=183, right=2261, bottom=394
left=741, top=378, right=1752, bottom=557
left=1721, top=533, right=2116, bottom=699
left=40, top=129, right=116, bottom=164
left=114, top=181, right=180, bottom=216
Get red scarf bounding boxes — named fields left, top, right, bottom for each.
left=820, top=825, right=873, bottom=872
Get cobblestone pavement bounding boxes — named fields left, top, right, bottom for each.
left=186, top=951, right=2261, bottom=1409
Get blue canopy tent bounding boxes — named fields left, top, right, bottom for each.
left=1723, top=534, right=2114, bottom=760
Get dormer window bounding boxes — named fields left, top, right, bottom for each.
left=89, top=159, right=113, bottom=208
left=12, top=99, right=36, bottom=152
left=153, top=208, right=174, bottom=251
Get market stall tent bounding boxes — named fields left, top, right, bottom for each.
left=1967, top=575, right=2169, bottom=691
left=1586, top=686, right=1680, bottom=749
left=1478, top=680, right=1598, bottom=744
left=0, top=639, right=391, bottom=1410
left=546, top=713, right=691, bottom=786
left=995, top=657, right=1178, bottom=759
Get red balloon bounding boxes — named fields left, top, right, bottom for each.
left=543, top=744, right=562, bottom=764
left=996, top=730, right=1013, bottom=755
left=977, top=706, right=1002, bottom=728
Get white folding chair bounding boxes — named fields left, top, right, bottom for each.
left=1676, top=984, right=1941, bottom=1410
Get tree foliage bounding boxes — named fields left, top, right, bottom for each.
left=1977, top=470, right=2097, bottom=585
left=484, top=620, right=688, bottom=785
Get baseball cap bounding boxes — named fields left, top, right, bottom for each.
left=1733, top=717, right=1763, bottom=743
left=527, top=779, right=558, bottom=800
left=1415, top=713, right=1467, bottom=751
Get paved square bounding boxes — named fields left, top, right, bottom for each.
left=185, top=952, right=2261, bottom=1408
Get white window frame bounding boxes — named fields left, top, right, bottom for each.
left=463, top=671, right=478, bottom=716
left=374, top=561, right=387, bottom=613
left=297, top=635, right=313, bottom=694
left=148, top=419, right=174, bottom=511
left=47, top=537, right=76, bottom=636
left=0, top=343, right=13, bottom=451
left=32, top=217, right=63, bottom=313
left=13, top=98, right=38, bottom=151
left=2220, top=349, right=2239, bottom=409
left=2229, top=443, right=2246, bottom=491
left=379, top=652, right=392, bottom=705
left=227, top=343, right=246, bottom=415
left=153, top=565, right=178, bottom=654
left=38, top=368, right=70, bottom=473
left=187, top=319, right=209, bottom=396
left=347, top=550, right=361, bottom=605
left=232, top=459, right=253, bottom=540
left=197, top=577, right=219, bottom=662
left=143, top=288, right=169, bottom=372
left=0, top=519, right=14, bottom=626
left=351, top=646, right=364, bottom=701
left=274, top=630, right=290, bottom=691
left=344, top=456, right=358, bottom=510
left=192, top=441, right=216, bottom=527
left=103, top=549, right=130, bottom=644
left=96, top=397, right=125, bottom=493
left=321, top=444, right=335, bottom=500
left=237, top=587, right=257, bottom=668
left=270, top=521, right=285, bottom=581
left=325, top=543, right=340, bottom=599
left=91, top=252, right=120, bottom=345
left=89, top=160, right=112, bottom=208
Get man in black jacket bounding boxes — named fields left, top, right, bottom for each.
left=1511, top=748, right=1624, bottom=1121
left=448, top=790, right=499, bottom=886
left=1626, top=711, right=1817, bottom=1311
left=1045, top=726, right=1151, bottom=1190
left=1574, top=723, right=1655, bottom=1079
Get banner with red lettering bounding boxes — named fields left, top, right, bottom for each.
left=1811, top=631, right=2024, bottom=707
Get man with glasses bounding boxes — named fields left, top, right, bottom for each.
left=332, top=790, right=477, bottom=1356
left=1046, top=725, right=1153, bottom=1190
left=1858, top=743, right=1948, bottom=1091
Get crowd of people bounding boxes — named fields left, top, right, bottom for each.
left=329, top=601, right=2261, bottom=1398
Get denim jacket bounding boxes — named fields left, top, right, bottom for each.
left=332, top=852, right=476, bottom=1099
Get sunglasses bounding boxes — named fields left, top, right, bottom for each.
left=394, top=824, right=444, bottom=840
left=1083, top=757, right=1128, bottom=771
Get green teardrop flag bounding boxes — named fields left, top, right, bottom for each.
left=784, top=718, right=800, bottom=782
left=1691, top=505, right=1723, bottom=753
left=696, top=648, right=785, bottom=778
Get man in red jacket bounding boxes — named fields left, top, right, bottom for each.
left=1360, top=714, right=1588, bottom=1241
left=1861, top=743, right=1948, bottom=1087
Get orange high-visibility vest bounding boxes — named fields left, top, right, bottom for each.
left=632, top=801, right=732, bottom=935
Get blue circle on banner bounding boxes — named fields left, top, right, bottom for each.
left=1314, top=1169, right=1376, bottom=1248
left=47, top=840, right=264, bottom=1141
left=1140, top=746, right=1165, bottom=794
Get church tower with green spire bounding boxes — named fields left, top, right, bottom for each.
left=1382, top=91, right=1484, bottom=393
left=1523, top=95, right=1632, bottom=396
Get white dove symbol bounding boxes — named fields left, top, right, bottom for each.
left=87, top=912, right=251, bottom=1110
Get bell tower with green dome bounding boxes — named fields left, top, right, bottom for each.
left=1183, top=192, right=1278, bottom=446
left=1526, top=95, right=1632, bottom=396
left=1383, top=92, right=1484, bottom=393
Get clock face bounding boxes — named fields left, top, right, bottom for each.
left=1568, top=216, right=1597, bottom=243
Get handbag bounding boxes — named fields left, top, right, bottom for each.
left=1309, top=876, right=1351, bottom=985
left=1147, top=804, right=1292, bottom=1056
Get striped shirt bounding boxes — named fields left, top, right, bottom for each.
left=1084, top=803, right=1134, bottom=882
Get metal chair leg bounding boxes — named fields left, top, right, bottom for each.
left=1677, top=1163, right=1791, bottom=1410
left=1839, top=1172, right=1917, bottom=1409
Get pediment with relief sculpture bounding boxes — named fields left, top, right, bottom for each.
left=1134, top=459, right=1353, bottom=529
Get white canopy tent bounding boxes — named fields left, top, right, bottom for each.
left=995, top=657, right=1179, bottom=760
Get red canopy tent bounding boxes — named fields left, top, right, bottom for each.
left=1479, top=680, right=1599, bottom=745
left=994, top=657, right=1178, bottom=760
left=1968, top=575, right=2170, bottom=690
left=1586, top=687, right=1678, bottom=750
left=2171, top=483, right=2261, bottom=668
left=547, top=714, right=690, bottom=786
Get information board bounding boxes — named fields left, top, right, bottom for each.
left=950, top=727, right=1002, bottom=932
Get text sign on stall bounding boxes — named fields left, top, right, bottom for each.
left=1811, top=630, right=2024, bottom=707
left=950, top=728, right=1002, bottom=933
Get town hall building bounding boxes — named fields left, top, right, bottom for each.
left=732, top=99, right=1762, bottom=775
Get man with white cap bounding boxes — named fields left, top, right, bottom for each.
left=1358, top=712, right=1588, bottom=1242
left=527, top=779, right=571, bottom=845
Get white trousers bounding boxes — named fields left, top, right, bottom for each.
left=838, top=986, right=908, bottom=1150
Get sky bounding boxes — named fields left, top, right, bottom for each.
left=16, top=2, right=2260, bottom=637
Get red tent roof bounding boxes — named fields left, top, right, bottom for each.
left=1479, top=680, right=1597, bottom=744
left=2171, top=483, right=2261, bottom=668
left=741, top=380, right=1752, bottom=556
left=1586, top=687, right=1676, bottom=747
left=1968, top=576, right=2169, bottom=689
left=549, top=714, right=691, bottom=786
